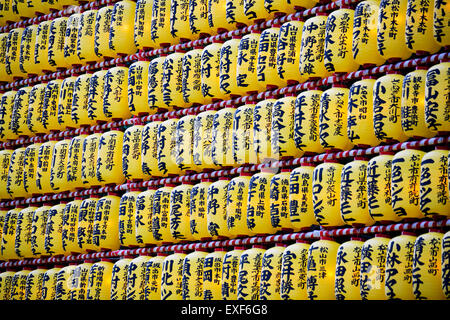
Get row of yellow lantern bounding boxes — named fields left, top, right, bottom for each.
left=0, top=145, right=448, bottom=261
left=1, top=0, right=449, bottom=85
left=1, top=58, right=448, bottom=162
left=1, top=230, right=449, bottom=300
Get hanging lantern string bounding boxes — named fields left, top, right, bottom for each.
left=0, top=218, right=448, bottom=269
left=0, top=0, right=363, bottom=91
left=0, top=134, right=448, bottom=209
left=0, top=50, right=448, bottom=151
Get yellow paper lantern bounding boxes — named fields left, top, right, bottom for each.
left=277, top=19, right=306, bottom=85
left=377, top=0, right=412, bottom=62
left=272, top=95, right=303, bottom=160
left=14, top=206, right=36, bottom=259
left=44, top=203, right=66, bottom=257
left=9, top=268, right=32, bottom=300
left=0, top=33, right=13, bottom=82
left=162, top=51, right=186, bottom=109
left=367, top=152, right=401, bottom=223
left=122, top=125, right=149, bottom=181
left=269, top=170, right=293, bottom=232
left=148, top=55, right=167, bottom=113
left=86, top=259, right=114, bottom=300
left=103, top=66, right=132, bottom=121
left=360, top=234, right=390, bottom=300
left=152, top=185, right=177, bottom=244
left=247, top=169, right=277, bottom=236
left=5, top=28, right=27, bottom=79
left=259, top=244, right=286, bottom=300
left=48, top=17, right=70, bottom=70
left=334, top=238, right=364, bottom=300
left=134, top=0, right=155, bottom=50
left=158, top=118, right=185, bottom=176
left=92, top=194, right=122, bottom=251
left=0, top=269, right=15, bottom=300
left=30, top=204, right=51, bottom=257
left=87, top=69, right=109, bottom=124
left=352, top=1, right=385, bottom=67
left=40, top=266, right=62, bottom=300
left=420, top=148, right=450, bottom=218
left=384, top=232, right=417, bottom=300
left=299, top=15, right=331, bottom=80
left=118, top=190, right=141, bottom=248
left=0, top=208, right=20, bottom=260
left=405, top=0, right=441, bottom=55
left=433, top=0, right=450, bottom=46
left=77, top=9, right=100, bottom=64
left=412, top=230, right=446, bottom=300
left=63, top=13, right=82, bottom=67
left=189, top=0, right=213, bottom=37
left=391, top=148, right=426, bottom=220
left=109, top=0, right=137, bottom=56
left=201, top=40, right=228, bottom=103
left=243, top=0, right=273, bottom=23
left=128, top=60, right=152, bottom=117
left=203, top=248, right=226, bottom=300
left=126, top=254, right=153, bottom=300
left=347, top=78, right=381, bottom=147
left=41, top=79, right=64, bottom=133
left=401, top=68, right=436, bottom=139
left=425, top=62, right=450, bottom=133
left=207, top=177, right=233, bottom=239
left=208, top=0, right=235, bottom=34
left=77, top=196, right=100, bottom=253
left=160, top=251, right=186, bottom=300
left=49, top=139, right=71, bottom=193
left=319, top=85, right=354, bottom=151
left=24, top=266, right=47, bottom=300
left=340, top=158, right=375, bottom=227
left=193, top=110, right=220, bottom=170
left=236, top=31, right=265, bottom=94
left=69, top=260, right=94, bottom=300
left=280, top=240, right=310, bottom=300
left=94, top=5, right=115, bottom=59
left=306, top=238, right=340, bottom=300
left=27, top=83, right=47, bottom=135
left=253, top=98, right=276, bottom=162
left=151, top=0, right=175, bottom=47
left=225, top=0, right=251, bottom=27
left=170, top=0, right=193, bottom=43
left=6, top=147, right=28, bottom=199
left=10, top=86, right=33, bottom=138
left=294, top=90, right=324, bottom=155
left=170, top=183, right=195, bottom=241
left=176, top=114, right=201, bottom=172
left=232, top=103, right=258, bottom=165
left=237, top=245, right=266, bottom=300
left=61, top=199, right=82, bottom=255
left=18, top=24, right=38, bottom=76
left=221, top=246, right=244, bottom=300
left=141, top=120, right=165, bottom=177
left=373, top=72, right=408, bottom=143
left=135, top=188, right=160, bottom=246
left=220, top=37, right=247, bottom=97
left=56, top=76, right=77, bottom=130
left=146, top=253, right=167, bottom=300
left=312, top=160, right=346, bottom=228
left=0, top=149, right=12, bottom=199
left=81, top=132, right=102, bottom=187
left=182, top=47, right=205, bottom=106
left=190, top=180, right=213, bottom=241
left=66, top=134, right=87, bottom=191
left=96, top=129, right=126, bottom=185
left=0, top=90, right=18, bottom=141
left=182, top=249, right=208, bottom=300
left=110, top=256, right=134, bottom=300
left=257, top=26, right=286, bottom=90
left=226, top=173, right=254, bottom=238
left=289, top=164, right=319, bottom=231
left=442, top=230, right=450, bottom=299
